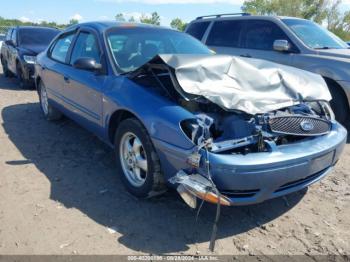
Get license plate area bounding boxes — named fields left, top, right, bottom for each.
left=310, top=151, right=334, bottom=174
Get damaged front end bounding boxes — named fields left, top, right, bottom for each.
left=127, top=54, right=340, bottom=208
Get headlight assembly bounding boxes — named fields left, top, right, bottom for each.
left=23, top=55, right=36, bottom=64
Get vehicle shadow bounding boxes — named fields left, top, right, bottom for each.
left=2, top=101, right=308, bottom=253
left=0, top=73, right=29, bottom=91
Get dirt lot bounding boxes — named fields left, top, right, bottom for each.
left=0, top=65, right=349, bottom=256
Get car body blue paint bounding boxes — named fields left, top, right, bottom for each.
left=35, top=21, right=347, bottom=206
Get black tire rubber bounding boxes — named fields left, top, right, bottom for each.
left=328, top=83, right=350, bottom=128
left=114, top=118, right=166, bottom=198
left=38, top=81, right=63, bottom=121
left=16, top=63, right=31, bottom=89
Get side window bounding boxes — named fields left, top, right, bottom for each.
left=70, top=32, right=101, bottom=64
left=6, top=29, right=13, bottom=41
left=206, top=20, right=244, bottom=47
left=241, top=20, right=289, bottom=50
left=50, top=33, right=75, bottom=63
left=186, top=22, right=210, bottom=41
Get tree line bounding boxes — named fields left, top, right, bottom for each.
left=1, top=0, right=349, bottom=40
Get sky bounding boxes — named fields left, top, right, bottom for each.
left=1, top=0, right=350, bottom=27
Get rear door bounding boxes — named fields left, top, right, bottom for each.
left=62, top=28, right=106, bottom=133
left=205, top=20, right=245, bottom=56
left=7, top=28, right=18, bottom=73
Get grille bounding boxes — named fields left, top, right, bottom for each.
left=269, top=116, right=331, bottom=136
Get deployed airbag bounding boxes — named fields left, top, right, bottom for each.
left=145, top=54, right=331, bottom=115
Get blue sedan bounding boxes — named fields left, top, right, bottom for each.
left=34, top=22, right=347, bottom=207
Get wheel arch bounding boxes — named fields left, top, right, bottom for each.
left=323, top=76, right=350, bottom=110
left=107, top=109, right=140, bottom=144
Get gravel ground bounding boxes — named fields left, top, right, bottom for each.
left=0, top=66, right=349, bottom=256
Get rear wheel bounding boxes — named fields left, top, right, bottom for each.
left=38, top=81, right=62, bottom=121
left=114, top=118, right=165, bottom=198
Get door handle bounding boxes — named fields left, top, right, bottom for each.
left=240, top=54, right=252, bottom=58
left=63, top=76, right=70, bottom=83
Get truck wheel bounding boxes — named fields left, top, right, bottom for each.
left=329, top=83, right=349, bottom=128
left=2, top=60, right=11, bottom=77
left=38, top=81, right=62, bottom=121
left=114, top=118, right=166, bottom=198
left=16, top=63, right=31, bottom=89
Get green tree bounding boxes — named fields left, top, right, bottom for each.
left=241, top=0, right=350, bottom=40
left=170, top=18, right=187, bottom=31
left=140, top=12, right=160, bottom=25
left=115, top=13, right=126, bottom=22
left=69, top=19, right=79, bottom=25
left=128, top=16, right=136, bottom=23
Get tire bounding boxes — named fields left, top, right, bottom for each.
left=329, top=83, right=350, bottom=128
left=38, top=81, right=62, bottom=121
left=114, top=118, right=166, bottom=198
left=1, top=59, right=11, bottom=77
left=16, top=63, right=31, bottom=89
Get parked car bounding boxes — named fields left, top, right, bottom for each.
left=185, top=14, right=350, bottom=128
left=0, top=26, right=59, bottom=88
left=0, top=33, right=5, bottom=50
left=34, top=22, right=346, bottom=207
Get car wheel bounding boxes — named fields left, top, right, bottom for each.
left=329, top=84, right=350, bottom=128
left=38, top=81, right=62, bottom=121
left=2, top=60, right=11, bottom=77
left=114, top=118, right=166, bottom=198
left=16, top=63, right=31, bottom=89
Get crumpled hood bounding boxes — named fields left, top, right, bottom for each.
left=149, top=54, right=332, bottom=115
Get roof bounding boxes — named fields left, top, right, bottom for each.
left=15, top=26, right=60, bottom=31
left=65, top=21, right=172, bottom=32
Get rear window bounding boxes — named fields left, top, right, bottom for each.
left=19, top=28, right=59, bottom=46
left=186, top=22, right=210, bottom=40
left=206, top=20, right=244, bottom=47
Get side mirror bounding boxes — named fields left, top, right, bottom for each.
left=5, top=40, right=14, bottom=46
left=73, top=57, right=102, bottom=72
left=273, top=40, right=291, bottom=52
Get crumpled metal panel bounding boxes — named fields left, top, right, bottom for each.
left=156, top=54, right=332, bottom=115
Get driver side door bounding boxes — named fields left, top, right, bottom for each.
left=62, top=29, right=106, bottom=136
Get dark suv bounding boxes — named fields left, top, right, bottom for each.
left=185, top=14, right=350, bottom=127
left=1, top=26, right=59, bottom=89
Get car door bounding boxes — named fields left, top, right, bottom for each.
left=2, top=29, right=12, bottom=62
left=237, top=20, right=296, bottom=65
left=205, top=20, right=245, bottom=57
left=62, top=29, right=105, bottom=133
left=7, top=28, right=18, bottom=73
left=41, top=31, right=76, bottom=108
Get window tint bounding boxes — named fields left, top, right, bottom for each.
left=50, top=33, right=75, bottom=63
left=186, top=22, right=210, bottom=40
left=19, top=28, right=59, bottom=46
left=70, top=32, right=100, bottom=64
left=206, top=20, right=243, bottom=47
left=241, top=20, right=289, bottom=50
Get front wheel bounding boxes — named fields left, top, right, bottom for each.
left=38, top=81, right=62, bottom=121
left=114, top=118, right=165, bottom=198
left=329, top=84, right=350, bottom=128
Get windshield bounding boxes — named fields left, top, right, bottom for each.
left=282, top=19, right=348, bottom=49
left=19, top=28, right=59, bottom=46
left=107, top=27, right=212, bottom=73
